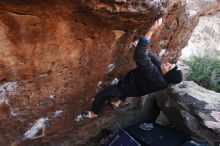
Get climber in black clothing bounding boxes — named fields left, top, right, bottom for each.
left=80, top=18, right=183, bottom=119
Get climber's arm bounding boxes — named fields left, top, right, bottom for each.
left=134, top=18, right=163, bottom=77
left=144, top=18, right=162, bottom=39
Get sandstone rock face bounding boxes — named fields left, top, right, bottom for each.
left=181, top=11, right=220, bottom=60
left=156, top=81, right=220, bottom=145
left=0, top=0, right=197, bottom=145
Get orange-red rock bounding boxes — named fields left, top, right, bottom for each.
left=0, top=0, right=199, bottom=145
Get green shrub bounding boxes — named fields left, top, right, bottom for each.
left=185, top=56, right=220, bottom=93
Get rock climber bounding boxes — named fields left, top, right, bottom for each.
left=78, top=18, right=183, bottom=119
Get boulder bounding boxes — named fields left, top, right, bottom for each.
left=0, top=0, right=198, bottom=145
left=156, top=81, right=220, bottom=145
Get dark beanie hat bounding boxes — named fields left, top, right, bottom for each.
left=164, top=66, right=183, bottom=84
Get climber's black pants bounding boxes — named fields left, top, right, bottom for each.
left=92, top=84, right=127, bottom=115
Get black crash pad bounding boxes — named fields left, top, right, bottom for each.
left=125, top=122, right=186, bottom=146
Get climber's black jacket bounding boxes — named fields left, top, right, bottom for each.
left=120, top=36, right=168, bottom=96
